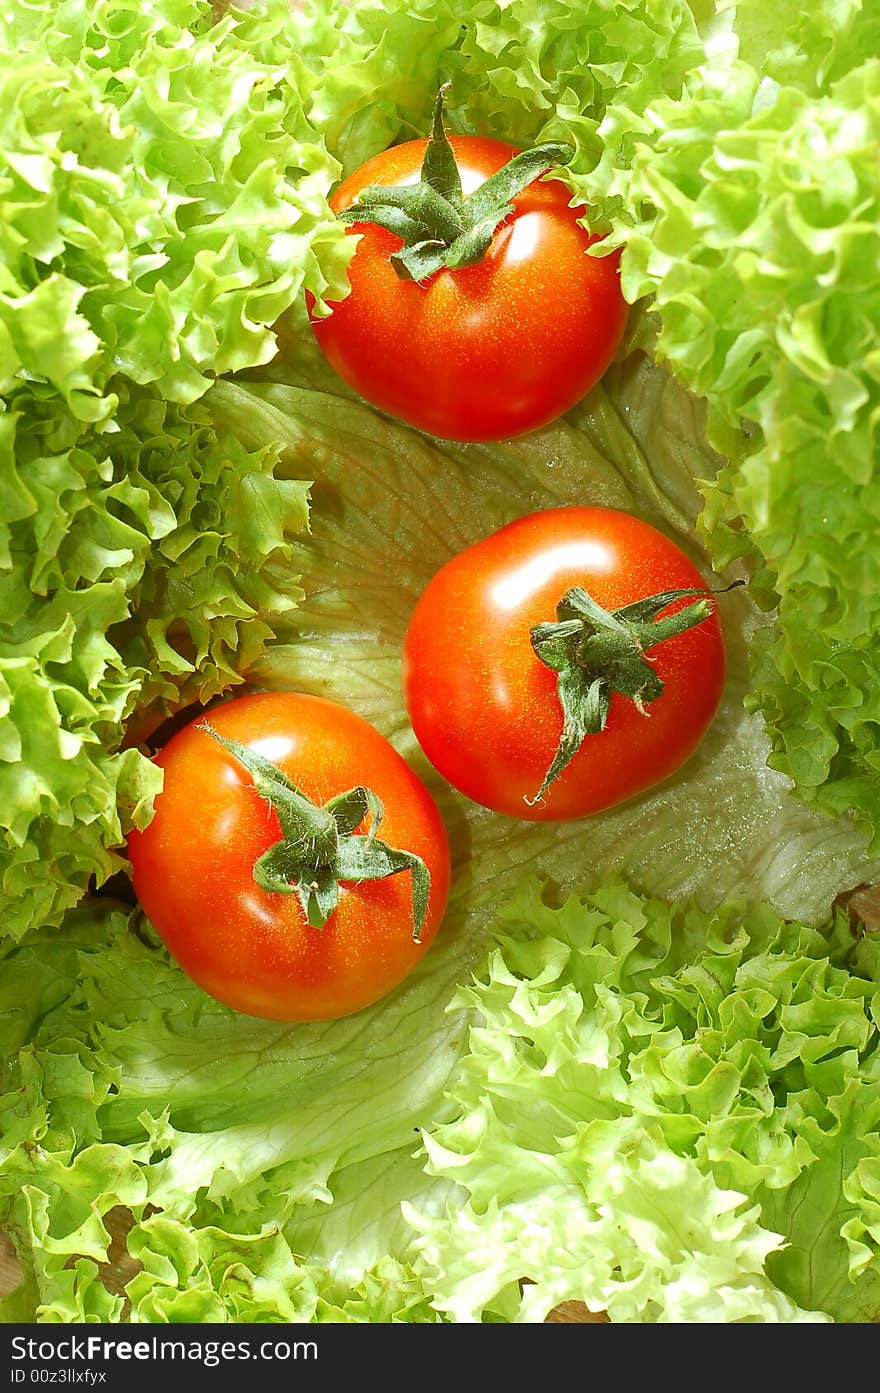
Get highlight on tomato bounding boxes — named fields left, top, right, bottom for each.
left=309, top=86, right=628, bottom=442
left=127, top=691, right=451, bottom=1022
left=402, top=506, right=733, bottom=822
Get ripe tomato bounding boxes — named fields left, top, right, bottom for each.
left=127, top=692, right=450, bottom=1022
left=402, top=507, right=727, bottom=821
left=310, top=135, right=627, bottom=442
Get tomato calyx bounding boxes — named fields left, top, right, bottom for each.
left=336, top=84, right=573, bottom=282
left=199, top=724, right=431, bottom=941
left=527, top=581, right=742, bottom=806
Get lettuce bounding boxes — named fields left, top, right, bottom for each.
left=591, top=9, right=880, bottom=843
left=2, top=0, right=880, bottom=1327
left=0, top=0, right=351, bottom=409
left=0, top=897, right=466, bottom=1321
left=0, top=389, right=309, bottom=940
left=407, top=882, right=880, bottom=1322
left=0, top=0, right=350, bottom=940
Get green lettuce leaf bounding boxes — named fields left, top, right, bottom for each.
left=0, top=389, right=309, bottom=940
left=0, top=0, right=354, bottom=941
left=0, top=0, right=351, bottom=409
left=573, top=4, right=880, bottom=840
left=407, top=881, right=880, bottom=1322
left=0, top=896, right=467, bottom=1321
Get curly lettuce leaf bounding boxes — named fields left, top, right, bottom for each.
left=0, top=0, right=355, bottom=942
left=0, top=0, right=351, bottom=410
left=0, top=896, right=466, bottom=1322
left=0, top=389, right=309, bottom=940
left=279, top=0, right=703, bottom=181
left=573, top=6, right=880, bottom=840
left=407, top=881, right=880, bottom=1322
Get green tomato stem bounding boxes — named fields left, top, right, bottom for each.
left=527, top=580, right=744, bottom=806
left=336, top=85, right=573, bottom=282
left=198, top=724, right=431, bottom=941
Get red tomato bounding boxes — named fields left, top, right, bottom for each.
left=127, top=692, right=450, bottom=1022
left=402, top=507, right=727, bottom=821
left=310, top=136, right=628, bottom=442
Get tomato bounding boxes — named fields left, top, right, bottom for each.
left=402, top=507, right=727, bottom=821
left=310, top=132, right=628, bottom=442
left=127, top=692, right=451, bottom=1022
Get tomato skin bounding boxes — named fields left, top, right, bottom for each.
left=402, top=508, right=726, bottom=821
left=311, top=136, right=628, bottom=442
left=127, top=692, right=450, bottom=1022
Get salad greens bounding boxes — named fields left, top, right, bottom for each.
left=408, top=881, right=880, bottom=1323
left=1, top=0, right=879, bottom=1324
left=0, top=0, right=349, bottom=941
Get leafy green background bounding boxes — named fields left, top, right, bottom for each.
left=1, top=0, right=879, bottom=1323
